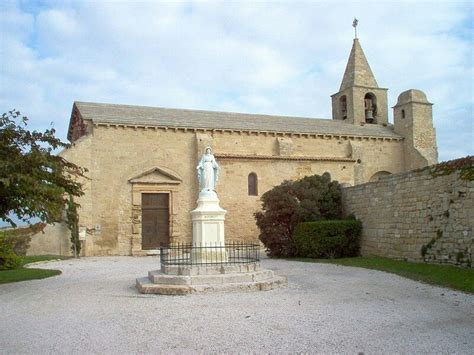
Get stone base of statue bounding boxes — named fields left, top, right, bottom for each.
left=190, top=189, right=228, bottom=263
left=136, top=263, right=287, bottom=295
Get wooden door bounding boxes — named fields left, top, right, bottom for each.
left=141, top=193, right=169, bottom=249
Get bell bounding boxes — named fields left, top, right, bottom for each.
left=365, top=109, right=374, bottom=119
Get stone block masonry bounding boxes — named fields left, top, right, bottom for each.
left=342, top=157, right=473, bottom=267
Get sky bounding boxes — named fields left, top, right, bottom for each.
left=1, top=1, right=473, bottom=157
left=1, top=0, right=473, bottom=228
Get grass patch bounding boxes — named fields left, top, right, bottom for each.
left=0, top=268, right=62, bottom=284
left=0, top=255, right=69, bottom=285
left=290, top=256, right=474, bottom=294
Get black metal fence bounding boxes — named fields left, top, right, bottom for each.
left=160, top=242, right=260, bottom=266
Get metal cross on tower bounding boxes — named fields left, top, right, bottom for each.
left=352, top=18, right=359, bottom=38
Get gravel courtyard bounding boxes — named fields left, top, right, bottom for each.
left=1, top=257, right=473, bottom=354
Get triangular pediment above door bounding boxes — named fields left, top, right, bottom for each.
left=128, top=166, right=182, bottom=184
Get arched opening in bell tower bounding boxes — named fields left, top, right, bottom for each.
left=364, top=93, right=377, bottom=123
left=339, top=95, right=347, bottom=120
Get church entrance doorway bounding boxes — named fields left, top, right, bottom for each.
left=141, top=193, right=170, bottom=249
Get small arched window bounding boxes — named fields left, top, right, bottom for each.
left=401, top=109, right=406, bottom=119
left=248, top=173, right=258, bottom=196
left=339, top=95, right=347, bottom=119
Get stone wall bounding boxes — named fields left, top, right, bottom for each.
left=27, top=223, right=72, bottom=256
left=342, top=161, right=473, bottom=266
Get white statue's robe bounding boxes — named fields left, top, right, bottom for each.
left=197, top=148, right=219, bottom=191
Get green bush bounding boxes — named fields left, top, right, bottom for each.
left=0, top=223, right=44, bottom=256
left=2, top=233, right=31, bottom=256
left=255, top=173, right=343, bottom=257
left=292, top=219, right=362, bottom=258
left=0, top=235, right=22, bottom=270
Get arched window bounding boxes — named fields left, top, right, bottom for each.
left=339, top=95, right=347, bottom=119
left=401, top=109, right=406, bottom=119
left=248, top=173, right=258, bottom=196
left=364, top=93, right=377, bottom=123
left=369, top=171, right=391, bottom=182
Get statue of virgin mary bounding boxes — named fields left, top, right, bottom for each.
left=196, top=147, right=219, bottom=192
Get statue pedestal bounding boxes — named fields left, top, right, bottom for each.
left=191, top=190, right=228, bottom=262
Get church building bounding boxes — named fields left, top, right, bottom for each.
left=30, top=38, right=438, bottom=256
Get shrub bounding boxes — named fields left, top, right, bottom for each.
left=292, top=219, right=362, bottom=258
left=254, top=173, right=343, bottom=257
left=0, top=235, right=22, bottom=270
left=5, top=233, right=31, bottom=256
left=0, top=223, right=45, bottom=256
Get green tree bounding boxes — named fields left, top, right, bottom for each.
left=254, top=173, right=343, bottom=257
left=0, top=110, right=86, bottom=226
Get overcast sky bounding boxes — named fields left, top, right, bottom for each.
left=1, top=0, right=473, bottom=163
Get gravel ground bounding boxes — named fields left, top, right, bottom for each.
left=1, top=256, right=473, bottom=354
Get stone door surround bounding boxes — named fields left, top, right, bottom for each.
left=129, top=166, right=182, bottom=255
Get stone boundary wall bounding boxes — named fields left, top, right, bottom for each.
left=27, top=223, right=72, bottom=257
left=342, top=163, right=473, bottom=267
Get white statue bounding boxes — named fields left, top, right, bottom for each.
left=197, top=147, right=219, bottom=192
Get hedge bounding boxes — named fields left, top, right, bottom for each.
left=292, top=219, right=362, bottom=258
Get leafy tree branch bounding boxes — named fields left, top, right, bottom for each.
left=0, top=110, right=87, bottom=226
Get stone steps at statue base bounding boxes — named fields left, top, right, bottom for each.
left=148, top=269, right=275, bottom=285
left=136, top=275, right=287, bottom=295
left=136, top=269, right=287, bottom=295
left=161, top=262, right=261, bottom=276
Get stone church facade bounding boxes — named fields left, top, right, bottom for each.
left=30, top=39, right=438, bottom=256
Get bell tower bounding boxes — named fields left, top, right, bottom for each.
left=331, top=29, right=388, bottom=125
left=393, top=89, right=438, bottom=169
